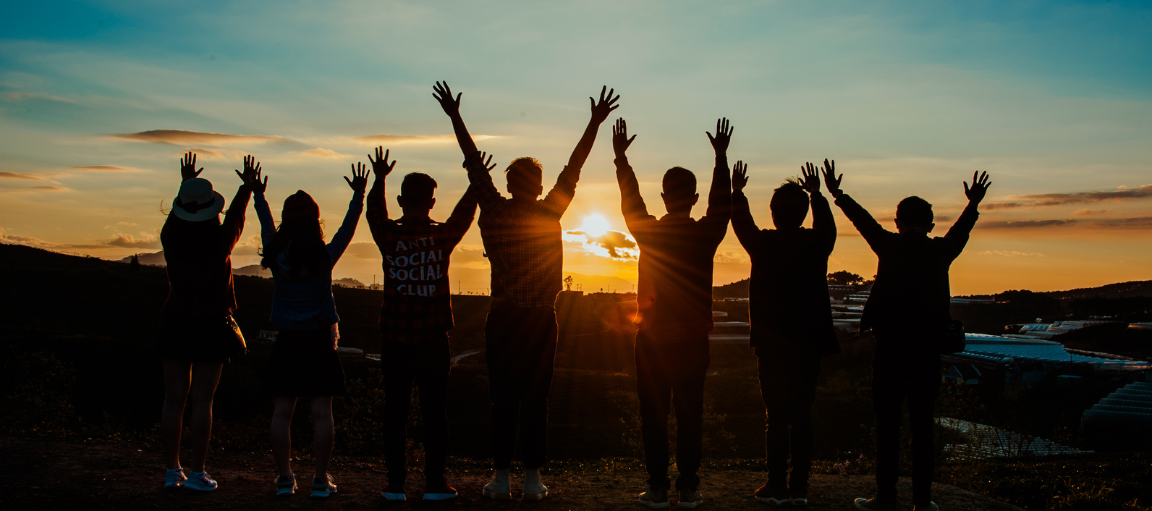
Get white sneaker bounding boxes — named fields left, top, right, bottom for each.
left=678, top=489, right=703, bottom=509
left=638, top=487, right=671, bottom=509
left=523, top=468, right=548, bottom=500
left=185, top=470, right=217, bottom=491
left=275, top=475, right=296, bottom=496
left=482, top=469, right=511, bottom=500
left=163, top=468, right=186, bottom=489
left=311, top=473, right=337, bottom=498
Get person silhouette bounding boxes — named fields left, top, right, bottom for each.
left=826, top=161, right=991, bottom=511
left=613, top=117, right=733, bottom=510
left=434, top=81, right=620, bottom=501
left=364, top=147, right=476, bottom=502
left=245, top=162, right=368, bottom=498
left=156, top=152, right=255, bottom=492
left=731, top=161, right=839, bottom=506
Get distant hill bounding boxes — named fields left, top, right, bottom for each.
left=713, top=278, right=749, bottom=299
left=120, top=250, right=166, bottom=266
left=233, top=264, right=270, bottom=278
left=1042, top=281, right=1152, bottom=300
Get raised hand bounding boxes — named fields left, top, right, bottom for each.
left=180, top=152, right=203, bottom=181
left=432, top=81, right=462, bottom=117
left=345, top=162, right=370, bottom=193
left=964, top=170, right=991, bottom=203
left=234, top=155, right=266, bottom=194
left=589, top=86, right=621, bottom=125
left=368, top=146, right=396, bottom=177
left=706, top=117, right=734, bottom=154
left=732, top=161, right=749, bottom=193
left=799, top=162, right=821, bottom=194
left=463, top=151, right=497, bottom=173
left=822, top=158, right=843, bottom=198
left=612, top=118, right=636, bottom=158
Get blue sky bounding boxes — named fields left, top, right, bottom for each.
left=2, top=0, right=1151, bottom=293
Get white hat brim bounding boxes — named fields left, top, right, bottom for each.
left=172, top=191, right=226, bottom=222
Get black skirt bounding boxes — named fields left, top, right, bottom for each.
left=155, top=315, right=244, bottom=363
left=263, top=327, right=346, bottom=397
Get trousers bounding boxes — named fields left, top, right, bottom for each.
left=635, top=329, right=710, bottom=491
left=484, top=305, right=558, bottom=469
left=872, top=336, right=942, bottom=506
left=755, top=343, right=821, bottom=492
left=381, top=337, right=451, bottom=486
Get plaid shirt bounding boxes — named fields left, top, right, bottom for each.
left=367, top=177, right=476, bottom=343
left=467, top=158, right=579, bottom=309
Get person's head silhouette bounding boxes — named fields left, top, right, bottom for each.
left=895, top=196, right=935, bottom=234
left=505, top=157, right=544, bottom=203
left=660, top=167, right=698, bottom=216
left=770, top=179, right=808, bottom=229
left=399, top=172, right=438, bottom=218
left=262, top=190, right=329, bottom=276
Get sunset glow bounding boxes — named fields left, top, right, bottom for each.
left=580, top=214, right=611, bottom=239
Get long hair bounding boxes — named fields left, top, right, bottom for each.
left=260, top=191, right=330, bottom=277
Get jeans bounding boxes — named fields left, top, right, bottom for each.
left=484, top=305, right=558, bottom=470
left=872, top=341, right=941, bottom=506
left=635, top=329, right=710, bottom=491
left=755, top=343, right=820, bottom=492
left=382, top=337, right=451, bottom=486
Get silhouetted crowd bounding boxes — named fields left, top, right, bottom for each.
left=157, top=82, right=990, bottom=511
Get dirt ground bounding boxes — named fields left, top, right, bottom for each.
left=0, top=437, right=1021, bottom=510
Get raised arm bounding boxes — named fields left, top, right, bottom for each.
left=444, top=186, right=478, bottom=239
left=220, top=155, right=255, bottom=253
left=611, top=118, right=655, bottom=233
left=180, top=151, right=204, bottom=182
left=365, top=147, right=397, bottom=247
left=542, top=86, right=621, bottom=215
left=464, top=151, right=505, bottom=214
left=702, top=118, right=733, bottom=229
left=730, top=161, right=760, bottom=259
left=328, top=163, right=369, bottom=263
left=825, top=159, right=890, bottom=250
left=945, top=170, right=990, bottom=257
left=238, top=156, right=276, bottom=248
left=800, top=161, right=836, bottom=253
left=433, top=81, right=479, bottom=158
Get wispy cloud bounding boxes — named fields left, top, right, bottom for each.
left=353, top=134, right=500, bottom=144
left=2, top=91, right=78, bottom=104
left=70, top=165, right=143, bottom=172
left=979, top=216, right=1152, bottom=229
left=111, top=129, right=287, bottom=145
left=30, top=186, right=68, bottom=191
left=0, top=171, right=54, bottom=181
left=1073, top=209, right=1113, bottom=216
left=977, top=250, right=1046, bottom=257
left=0, top=228, right=104, bottom=250
left=985, top=184, right=1152, bottom=209
left=301, top=147, right=352, bottom=159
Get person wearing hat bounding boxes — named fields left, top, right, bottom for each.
left=157, top=152, right=259, bottom=492
left=246, top=161, right=368, bottom=498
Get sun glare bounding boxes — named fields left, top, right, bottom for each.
left=581, top=214, right=610, bottom=238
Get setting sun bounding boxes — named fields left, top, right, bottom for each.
left=580, top=214, right=610, bottom=238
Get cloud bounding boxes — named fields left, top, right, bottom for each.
left=2, top=91, right=77, bottom=104
left=977, top=250, right=1046, bottom=257
left=563, top=229, right=638, bottom=260
left=0, top=171, right=53, bottom=181
left=343, top=241, right=382, bottom=260
left=985, top=184, right=1152, bottom=209
left=30, top=186, right=68, bottom=191
left=1074, top=209, right=1112, bottom=216
left=106, top=233, right=160, bottom=249
left=301, top=147, right=352, bottom=159
left=0, top=227, right=105, bottom=250
left=354, top=134, right=500, bottom=145
left=714, top=251, right=749, bottom=264
left=110, top=129, right=287, bottom=145
left=70, top=165, right=142, bottom=172
left=978, top=216, right=1152, bottom=229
